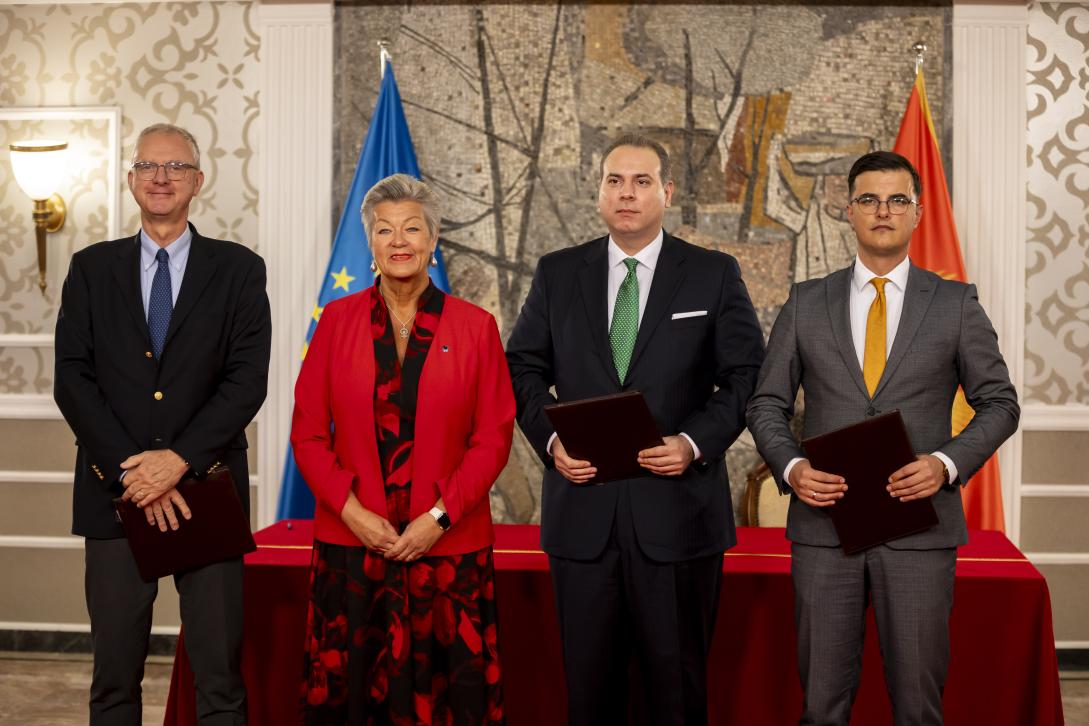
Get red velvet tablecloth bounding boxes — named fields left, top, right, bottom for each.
left=164, top=523, right=1063, bottom=725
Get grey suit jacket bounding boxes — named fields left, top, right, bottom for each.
left=746, top=262, right=1019, bottom=549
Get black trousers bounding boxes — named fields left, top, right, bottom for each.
left=549, top=489, right=723, bottom=726
left=85, top=537, right=246, bottom=726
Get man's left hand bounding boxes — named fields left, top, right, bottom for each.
left=385, top=512, right=445, bottom=562
left=120, top=449, right=189, bottom=507
left=637, top=435, right=695, bottom=477
left=887, top=454, right=946, bottom=502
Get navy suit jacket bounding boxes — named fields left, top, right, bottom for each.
left=54, top=224, right=271, bottom=539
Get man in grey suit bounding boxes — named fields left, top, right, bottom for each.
left=746, top=150, right=1019, bottom=726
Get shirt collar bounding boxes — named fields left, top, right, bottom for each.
left=852, top=254, right=910, bottom=293
left=608, top=229, right=664, bottom=271
left=140, top=226, right=193, bottom=272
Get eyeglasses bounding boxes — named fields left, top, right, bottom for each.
left=131, top=161, right=197, bottom=181
left=850, top=194, right=917, bottom=215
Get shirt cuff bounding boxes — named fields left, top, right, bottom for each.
left=782, top=457, right=805, bottom=488
left=678, top=433, right=701, bottom=461
left=932, top=451, right=959, bottom=485
left=546, top=432, right=558, bottom=457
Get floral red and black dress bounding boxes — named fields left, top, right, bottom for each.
left=301, top=282, right=504, bottom=726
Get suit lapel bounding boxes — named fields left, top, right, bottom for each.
left=874, top=263, right=935, bottom=398
left=626, top=233, right=685, bottom=380
left=576, top=237, right=619, bottom=386
left=164, top=226, right=217, bottom=350
left=826, top=266, right=870, bottom=398
left=113, top=233, right=152, bottom=346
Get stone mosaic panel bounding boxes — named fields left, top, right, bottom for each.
left=1025, top=2, right=1089, bottom=405
left=335, top=2, right=952, bottom=524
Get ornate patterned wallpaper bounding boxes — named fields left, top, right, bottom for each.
left=1025, top=2, right=1089, bottom=405
left=0, top=2, right=259, bottom=394
left=334, top=2, right=952, bottom=523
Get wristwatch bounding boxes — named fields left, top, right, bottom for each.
left=428, top=506, right=451, bottom=532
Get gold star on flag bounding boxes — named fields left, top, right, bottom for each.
left=312, top=305, right=324, bottom=323
left=330, top=266, right=355, bottom=292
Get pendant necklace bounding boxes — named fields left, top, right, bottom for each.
left=385, top=300, right=415, bottom=340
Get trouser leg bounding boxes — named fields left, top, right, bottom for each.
left=791, top=543, right=868, bottom=726
left=869, top=547, right=956, bottom=726
left=86, top=537, right=158, bottom=726
left=175, top=556, right=246, bottom=726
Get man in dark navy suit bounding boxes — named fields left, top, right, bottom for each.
left=54, top=123, right=270, bottom=725
left=506, top=134, right=765, bottom=725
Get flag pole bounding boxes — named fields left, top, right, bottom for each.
left=911, top=41, right=926, bottom=76
left=378, top=39, right=392, bottom=78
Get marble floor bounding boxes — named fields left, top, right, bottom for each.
left=0, top=652, right=1087, bottom=725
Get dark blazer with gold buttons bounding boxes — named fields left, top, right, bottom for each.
left=54, top=224, right=271, bottom=538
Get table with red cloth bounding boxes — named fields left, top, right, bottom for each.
left=165, top=522, right=1063, bottom=725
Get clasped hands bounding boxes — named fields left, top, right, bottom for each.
left=119, top=449, right=191, bottom=532
left=341, top=496, right=444, bottom=562
left=552, top=435, right=695, bottom=485
left=788, top=454, right=947, bottom=508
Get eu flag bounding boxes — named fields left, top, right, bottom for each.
left=276, top=64, right=450, bottom=520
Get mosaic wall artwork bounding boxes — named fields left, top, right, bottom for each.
left=334, top=2, right=953, bottom=523
left=1025, top=2, right=1089, bottom=405
left=0, top=1, right=259, bottom=394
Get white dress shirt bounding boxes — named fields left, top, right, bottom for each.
left=548, top=230, right=701, bottom=461
left=783, top=255, right=958, bottom=486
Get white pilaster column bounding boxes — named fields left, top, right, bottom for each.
left=256, top=1, right=333, bottom=527
left=952, top=2, right=1028, bottom=539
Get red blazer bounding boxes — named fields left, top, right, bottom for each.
left=291, top=286, right=515, bottom=555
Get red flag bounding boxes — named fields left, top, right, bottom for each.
left=893, top=71, right=1006, bottom=532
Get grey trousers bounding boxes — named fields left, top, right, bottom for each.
left=85, top=537, right=246, bottom=726
left=791, top=542, right=957, bottom=726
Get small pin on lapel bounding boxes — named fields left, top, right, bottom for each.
left=441, top=345, right=449, bottom=352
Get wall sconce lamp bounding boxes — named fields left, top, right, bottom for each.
left=8, top=140, right=69, bottom=293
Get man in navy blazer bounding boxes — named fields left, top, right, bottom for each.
left=54, top=123, right=270, bottom=725
left=506, top=135, right=765, bottom=725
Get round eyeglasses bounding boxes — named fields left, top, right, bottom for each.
left=850, top=195, right=917, bottom=215
left=131, top=161, right=197, bottom=181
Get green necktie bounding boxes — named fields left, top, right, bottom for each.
left=610, top=257, right=640, bottom=381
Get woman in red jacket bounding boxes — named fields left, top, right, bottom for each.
left=291, top=173, right=515, bottom=725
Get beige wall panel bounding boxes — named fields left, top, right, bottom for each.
left=0, top=548, right=179, bottom=628
left=246, top=422, right=258, bottom=471
left=0, top=420, right=76, bottom=472
left=1022, top=431, right=1089, bottom=484
left=1021, top=498, right=1089, bottom=552
left=0, top=481, right=72, bottom=537
left=1036, top=564, right=1089, bottom=643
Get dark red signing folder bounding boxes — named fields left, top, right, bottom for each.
left=803, top=410, right=938, bottom=554
left=113, top=467, right=256, bottom=582
left=544, top=391, right=664, bottom=485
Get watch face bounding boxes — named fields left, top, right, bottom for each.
left=437, top=512, right=452, bottom=531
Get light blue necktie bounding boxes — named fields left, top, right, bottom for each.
left=147, top=248, right=173, bottom=359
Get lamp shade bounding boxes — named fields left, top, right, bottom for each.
left=9, top=140, right=69, bottom=201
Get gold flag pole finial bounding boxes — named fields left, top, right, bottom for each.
left=378, top=39, right=392, bottom=78
left=911, top=41, right=927, bottom=76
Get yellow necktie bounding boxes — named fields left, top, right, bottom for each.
left=863, top=277, right=889, bottom=397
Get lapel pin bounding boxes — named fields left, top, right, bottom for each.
left=441, top=345, right=449, bottom=353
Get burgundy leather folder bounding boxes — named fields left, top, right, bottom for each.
left=544, top=391, right=664, bottom=485
left=113, top=466, right=256, bottom=582
left=802, top=410, right=939, bottom=554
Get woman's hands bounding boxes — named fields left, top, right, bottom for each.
left=340, top=494, right=446, bottom=560
left=340, top=495, right=398, bottom=554
left=384, top=512, right=444, bottom=562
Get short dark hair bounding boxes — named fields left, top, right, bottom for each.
left=600, top=133, right=673, bottom=185
left=847, top=150, right=921, bottom=200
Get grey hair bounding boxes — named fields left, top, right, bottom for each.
left=132, top=123, right=201, bottom=168
left=360, top=173, right=441, bottom=240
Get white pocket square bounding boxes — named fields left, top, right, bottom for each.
left=671, top=310, right=708, bottom=320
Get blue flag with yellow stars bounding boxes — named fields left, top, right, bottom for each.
left=276, top=63, right=450, bottom=521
